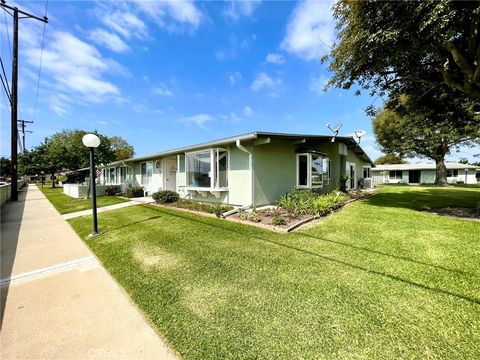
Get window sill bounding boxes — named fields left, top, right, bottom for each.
left=186, top=187, right=228, bottom=199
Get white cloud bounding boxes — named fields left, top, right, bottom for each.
left=99, top=9, right=148, bottom=39
left=309, top=74, right=329, bottom=95
left=224, top=0, right=261, bottom=20
left=244, top=106, right=254, bottom=118
left=153, top=83, right=174, bottom=96
left=21, top=28, right=125, bottom=114
left=229, top=71, right=242, bottom=85
left=88, top=29, right=130, bottom=53
left=180, top=114, right=214, bottom=128
left=266, top=53, right=285, bottom=64
left=96, top=0, right=202, bottom=39
left=251, top=72, right=281, bottom=92
left=281, top=0, right=335, bottom=61
left=134, top=0, right=202, bottom=32
left=97, top=120, right=108, bottom=125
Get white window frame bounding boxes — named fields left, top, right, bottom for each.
left=141, top=161, right=153, bottom=186
left=185, top=148, right=229, bottom=191
left=363, top=166, right=371, bottom=178
left=296, top=153, right=326, bottom=189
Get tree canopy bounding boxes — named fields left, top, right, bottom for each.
left=110, top=136, right=135, bottom=161
left=326, top=0, right=480, bottom=107
left=19, top=130, right=134, bottom=187
left=374, top=155, right=407, bottom=165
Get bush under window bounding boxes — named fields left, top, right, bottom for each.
left=152, top=190, right=180, bottom=204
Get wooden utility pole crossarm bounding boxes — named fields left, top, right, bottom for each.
left=1, top=0, right=47, bottom=201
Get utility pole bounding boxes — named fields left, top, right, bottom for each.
left=1, top=1, right=48, bottom=201
left=18, top=119, right=33, bottom=153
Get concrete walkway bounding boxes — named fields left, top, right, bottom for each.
left=0, top=185, right=177, bottom=360
left=62, top=200, right=140, bottom=220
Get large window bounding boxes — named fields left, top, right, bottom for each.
left=186, top=148, right=228, bottom=189
left=389, top=170, right=402, bottom=180
left=108, top=168, right=115, bottom=184
left=141, top=162, right=153, bottom=186
left=447, top=169, right=458, bottom=177
left=297, top=153, right=329, bottom=188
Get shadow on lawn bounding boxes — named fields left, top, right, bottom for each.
left=364, top=188, right=480, bottom=211
left=157, top=209, right=480, bottom=306
left=99, top=215, right=164, bottom=235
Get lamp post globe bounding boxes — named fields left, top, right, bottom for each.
left=82, top=133, right=100, bottom=148
left=83, top=133, right=101, bottom=236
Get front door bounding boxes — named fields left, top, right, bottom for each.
left=409, top=170, right=420, bottom=184
left=164, top=158, right=177, bottom=192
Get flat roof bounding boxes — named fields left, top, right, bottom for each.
left=372, top=163, right=479, bottom=171
left=105, top=131, right=375, bottom=166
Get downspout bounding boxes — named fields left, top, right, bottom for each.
left=235, top=138, right=254, bottom=207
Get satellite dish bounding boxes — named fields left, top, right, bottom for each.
left=326, top=123, right=343, bottom=142
left=354, top=130, right=367, bottom=144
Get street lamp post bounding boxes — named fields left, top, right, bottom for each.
left=40, top=171, right=45, bottom=188
left=82, top=134, right=101, bottom=236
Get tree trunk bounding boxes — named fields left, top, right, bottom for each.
left=434, top=157, right=448, bottom=186
left=85, top=176, right=91, bottom=200
left=51, top=172, right=55, bottom=188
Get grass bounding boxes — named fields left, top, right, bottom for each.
left=38, top=184, right=129, bottom=214
left=67, top=185, right=480, bottom=359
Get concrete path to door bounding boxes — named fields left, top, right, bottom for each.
left=0, top=185, right=177, bottom=360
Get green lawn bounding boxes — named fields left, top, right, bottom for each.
left=38, top=184, right=129, bottom=214
left=68, top=185, right=480, bottom=359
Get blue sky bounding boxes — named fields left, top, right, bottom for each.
left=1, top=0, right=477, bottom=162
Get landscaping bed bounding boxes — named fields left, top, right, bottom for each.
left=230, top=189, right=375, bottom=231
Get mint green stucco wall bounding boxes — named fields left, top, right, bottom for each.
left=252, top=139, right=371, bottom=206
left=253, top=139, right=296, bottom=206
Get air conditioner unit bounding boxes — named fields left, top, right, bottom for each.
left=363, top=178, right=372, bottom=189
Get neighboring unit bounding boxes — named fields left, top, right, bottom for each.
left=371, top=163, right=478, bottom=185
left=99, top=132, right=374, bottom=207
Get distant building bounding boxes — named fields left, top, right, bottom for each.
left=371, top=162, right=478, bottom=185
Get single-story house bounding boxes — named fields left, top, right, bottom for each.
left=100, top=131, right=374, bottom=207
left=371, top=163, right=478, bottom=185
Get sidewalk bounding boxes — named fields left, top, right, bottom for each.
left=0, top=185, right=177, bottom=360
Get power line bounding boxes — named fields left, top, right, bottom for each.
left=32, top=0, right=48, bottom=122
left=3, top=8, right=12, bottom=60
left=0, top=56, right=11, bottom=95
left=1, top=0, right=48, bottom=202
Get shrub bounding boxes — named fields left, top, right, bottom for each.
left=152, top=190, right=180, bottom=204
left=105, top=185, right=121, bottom=196
left=170, top=199, right=233, bottom=217
left=277, top=189, right=346, bottom=216
left=272, top=215, right=286, bottom=226
left=238, top=208, right=261, bottom=222
left=123, top=186, right=144, bottom=198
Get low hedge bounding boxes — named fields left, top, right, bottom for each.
left=152, top=190, right=180, bottom=204
left=123, top=186, right=144, bottom=198
left=105, top=185, right=121, bottom=196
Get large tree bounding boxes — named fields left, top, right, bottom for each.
left=0, top=157, right=11, bottom=178
left=110, top=136, right=135, bottom=161
left=19, top=129, right=133, bottom=187
left=373, top=93, right=480, bottom=186
left=326, top=0, right=480, bottom=107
